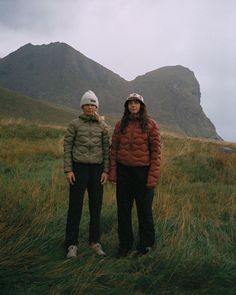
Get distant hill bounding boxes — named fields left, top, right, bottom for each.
left=0, top=86, right=76, bottom=126
left=0, top=42, right=220, bottom=139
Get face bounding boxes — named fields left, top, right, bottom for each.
left=128, top=100, right=141, bottom=114
left=82, top=104, right=97, bottom=116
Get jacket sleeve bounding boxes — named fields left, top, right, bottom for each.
left=101, top=122, right=110, bottom=173
left=109, top=122, right=120, bottom=182
left=63, top=121, right=76, bottom=173
left=147, top=120, right=161, bottom=188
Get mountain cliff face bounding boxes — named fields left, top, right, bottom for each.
left=0, top=42, right=220, bottom=139
left=131, top=67, right=216, bottom=137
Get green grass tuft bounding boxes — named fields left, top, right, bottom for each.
left=0, top=122, right=236, bottom=295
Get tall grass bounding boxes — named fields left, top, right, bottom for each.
left=0, top=122, right=236, bottom=294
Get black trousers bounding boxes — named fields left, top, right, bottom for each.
left=65, top=163, right=103, bottom=248
left=116, top=163, right=155, bottom=251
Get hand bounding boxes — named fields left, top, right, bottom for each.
left=110, top=181, right=116, bottom=185
left=100, top=172, right=108, bottom=184
left=67, top=171, right=75, bottom=185
left=108, top=176, right=116, bottom=185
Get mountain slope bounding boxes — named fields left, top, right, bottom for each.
left=0, top=42, right=220, bottom=139
left=0, top=42, right=130, bottom=112
left=0, top=86, right=76, bottom=125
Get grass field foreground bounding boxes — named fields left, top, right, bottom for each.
left=0, top=121, right=236, bottom=295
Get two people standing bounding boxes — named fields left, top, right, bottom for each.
left=64, top=91, right=161, bottom=258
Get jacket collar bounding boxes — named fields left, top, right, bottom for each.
left=79, top=114, right=98, bottom=122
left=128, top=113, right=140, bottom=121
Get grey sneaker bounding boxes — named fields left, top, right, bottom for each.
left=66, top=245, right=78, bottom=258
left=90, top=243, right=106, bottom=256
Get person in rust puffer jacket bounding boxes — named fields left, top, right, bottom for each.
left=109, top=93, right=161, bottom=257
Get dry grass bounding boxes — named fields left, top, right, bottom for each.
left=0, top=121, right=236, bottom=295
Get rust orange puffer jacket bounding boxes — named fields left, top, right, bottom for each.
left=109, top=117, right=161, bottom=188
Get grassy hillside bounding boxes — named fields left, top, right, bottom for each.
left=0, top=121, right=235, bottom=295
left=0, top=86, right=119, bottom=128
left=0, top=86, right=77, bottom=126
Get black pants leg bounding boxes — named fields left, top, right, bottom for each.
left=65, top=163, right=103, bottom=248
left=87, top=164, right=103, bottom=244
left=65, top=163, right=88, bottom=248
left=135, top=187, right=155, bottom=249
left=116, top=163, right=155, bottom=251
left=133, top=167, right=155, bottom=249
left=116, top=164, right=134, bottom=250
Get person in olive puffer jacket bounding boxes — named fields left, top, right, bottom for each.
left=109, top=93, right=161, bottom=257
left=64, top=90, right=110, bottom=258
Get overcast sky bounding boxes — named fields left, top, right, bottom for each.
left=0, top=0, right=235, bottom=142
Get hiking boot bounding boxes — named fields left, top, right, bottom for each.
left=66, top=245, right=78, bottom=258
left=90, top=243, right=107, bottom=256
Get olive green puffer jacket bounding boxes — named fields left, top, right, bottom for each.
left=64, top=114, right=110, bottom=173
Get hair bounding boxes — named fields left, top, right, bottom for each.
left=120, top=102, right=149, bottom=133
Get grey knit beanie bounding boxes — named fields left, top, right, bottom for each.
left=80, top=90, right=99, bottom=108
